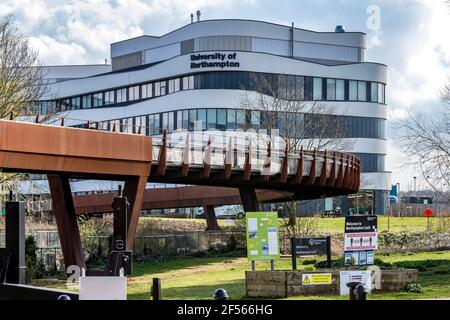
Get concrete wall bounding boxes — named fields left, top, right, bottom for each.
left=246, top=269, right=418, bottom=298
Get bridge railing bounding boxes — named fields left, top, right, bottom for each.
left=10, top=114, right=359, bottom=179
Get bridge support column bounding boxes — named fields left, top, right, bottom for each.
left=204, top=205, right=221, bottom=231
left=47, top=174, right=85, bottom=270
left=239, top=187, right=260, bottom=212
left=123, top=176, right=147, bottom=250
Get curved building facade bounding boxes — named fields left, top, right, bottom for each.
left=37, top=19, right=390, bottom=215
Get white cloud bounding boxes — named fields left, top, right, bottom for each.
left=28, top=35, right=87, bottom=65
left=1, top=0, right=233, bottom=65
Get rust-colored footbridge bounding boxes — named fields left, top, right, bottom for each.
left=0, top=119, right=360, bottom=268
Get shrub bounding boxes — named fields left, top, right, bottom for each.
left=78, top=215, right=109, bottom=268
left=25, top=235, right=46, bottom=282
left=303, top=265, right=316, bottom=272
left=301, top=258, right=317, bottom=265
left=405, top=282, right=423, bottom=293
left=433, top=217, right=450, bottom=232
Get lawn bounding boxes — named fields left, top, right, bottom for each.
left=44, top=251, right=450, bottom=300
left=135, top=216, right=444, bottom=235
left=124, top=251, right=450, bottom=300
left=305, top=216, right=441, bottom=234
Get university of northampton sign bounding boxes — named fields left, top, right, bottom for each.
left=190, top=52, right=240, bottom=69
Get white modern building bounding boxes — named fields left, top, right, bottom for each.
left=36, top=19, right=390, bottom=215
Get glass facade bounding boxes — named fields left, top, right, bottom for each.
left=38, top=71, right=386, bottom=114
left=89, top=108, right=385, bottom=140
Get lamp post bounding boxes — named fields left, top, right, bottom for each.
left=396, top=182, right=401, bottom=217
left=413, top=176, right=417, bottom=195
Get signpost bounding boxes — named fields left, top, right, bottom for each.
left=291, top=236, right=332, bottom=269
left=344, top=216, right=377, bottom=266
left=424, top=208, right=433, bottom=231
left=246, top=212, right=279, bottom=271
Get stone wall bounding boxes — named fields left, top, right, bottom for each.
left=246, top=269, right=418, bottom=298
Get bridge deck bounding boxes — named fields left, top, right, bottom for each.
left=0, top=118, right=360, bottom=269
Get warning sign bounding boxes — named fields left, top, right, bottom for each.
left=301, top=273, right=332, bottom=285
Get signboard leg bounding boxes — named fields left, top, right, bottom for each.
left=291, top=237, right=297, bottom=270
left=326, top=236, right=332, bottom=268
left=251, top=261, right=256, bottom=272
left=270, top=260, right=275, bottom=271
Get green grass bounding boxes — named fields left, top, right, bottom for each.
left=137, top=216, right=445, bottom=234
left=43, top=251, right=450, bottom=300
left=126, top=251, right=450, bottom=300
left=296, top=216, right=442, bottom=234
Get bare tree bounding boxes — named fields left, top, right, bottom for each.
left=0, top=15, right=49, bottom=119
left=240, top=74, right=353, bottom=153
left=240, top=73, right=355, bottom=229
left=395, top=93, right=450, bottom=203
left=0, top=15, right=52, bottom=218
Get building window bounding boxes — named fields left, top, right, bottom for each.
left=71, top=97, right=81, bottom=109
left=122, top=117, right=133, bottom=133
left=378, top=83, right=385, bottom=104
left=227, top=109, right=236, bottom=130
left=189, top=109, right=197, bottom=131
left=198, top=109, right=207, bottom=131
left=349, top=80, right=357, bottom=101
left=135, top=115, right=146, bottom=135
left=326, top=79, right=336, bottom=100
left=162, top=112, right=168, bottom=131
left=217, top=109, right=227, bottom=131
left=168, top=78, right=180, bottom=94
left=129, top=86, right=140, bottom=101
left=236, top=110, right=246, bottom=130
left=142, top=83, right=152, bottom=99
left=277, top=74, right=287, bottom=99
left=295, top=76, right=305, bottom=100
left=336, top=79, right=345, bottom=101
left=104, top=90, right=114, bottom=105
left=207, top=109, right=216, bottom=130
left=116, top=88, right=127, bottom=103
left=182, top=110, right=189, bottom=130
left=313, top=77, right=322, bottom=100
left=61, top=99, right=71, bottom=111
left=251, top=111, right=260, bottom=130
left=357, top=81, right=366, bottom=101
left=183, top=76, right=194, bottom=90
left=154, top=114, right=160, bottom=135
left=371, top=82, right=378, bottom=102
left=82, top=95, right=92, bottom=109
left=155, top=81, right=166, bottom=96
left=93, top=93, right=103, bottom=107
left=176, top=110, right=183, bottom=130
left=149, top=115, right=154, bottom=135
left=168, top=112, right=174, bottom=132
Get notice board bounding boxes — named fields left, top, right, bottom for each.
left=246, top=212, right=279, bottom=261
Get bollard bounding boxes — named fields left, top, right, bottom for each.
left=213, top=288, right=228, bottom=300
left=347, top=282, right=368, bottom=300
left=354, top=283, right=368, bottom=300
left=151, top=278, right=161, bottom=300
left=346, top=282, right=360, bottom=300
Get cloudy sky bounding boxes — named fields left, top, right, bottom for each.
left=1, top=0, right=449, bottom=191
